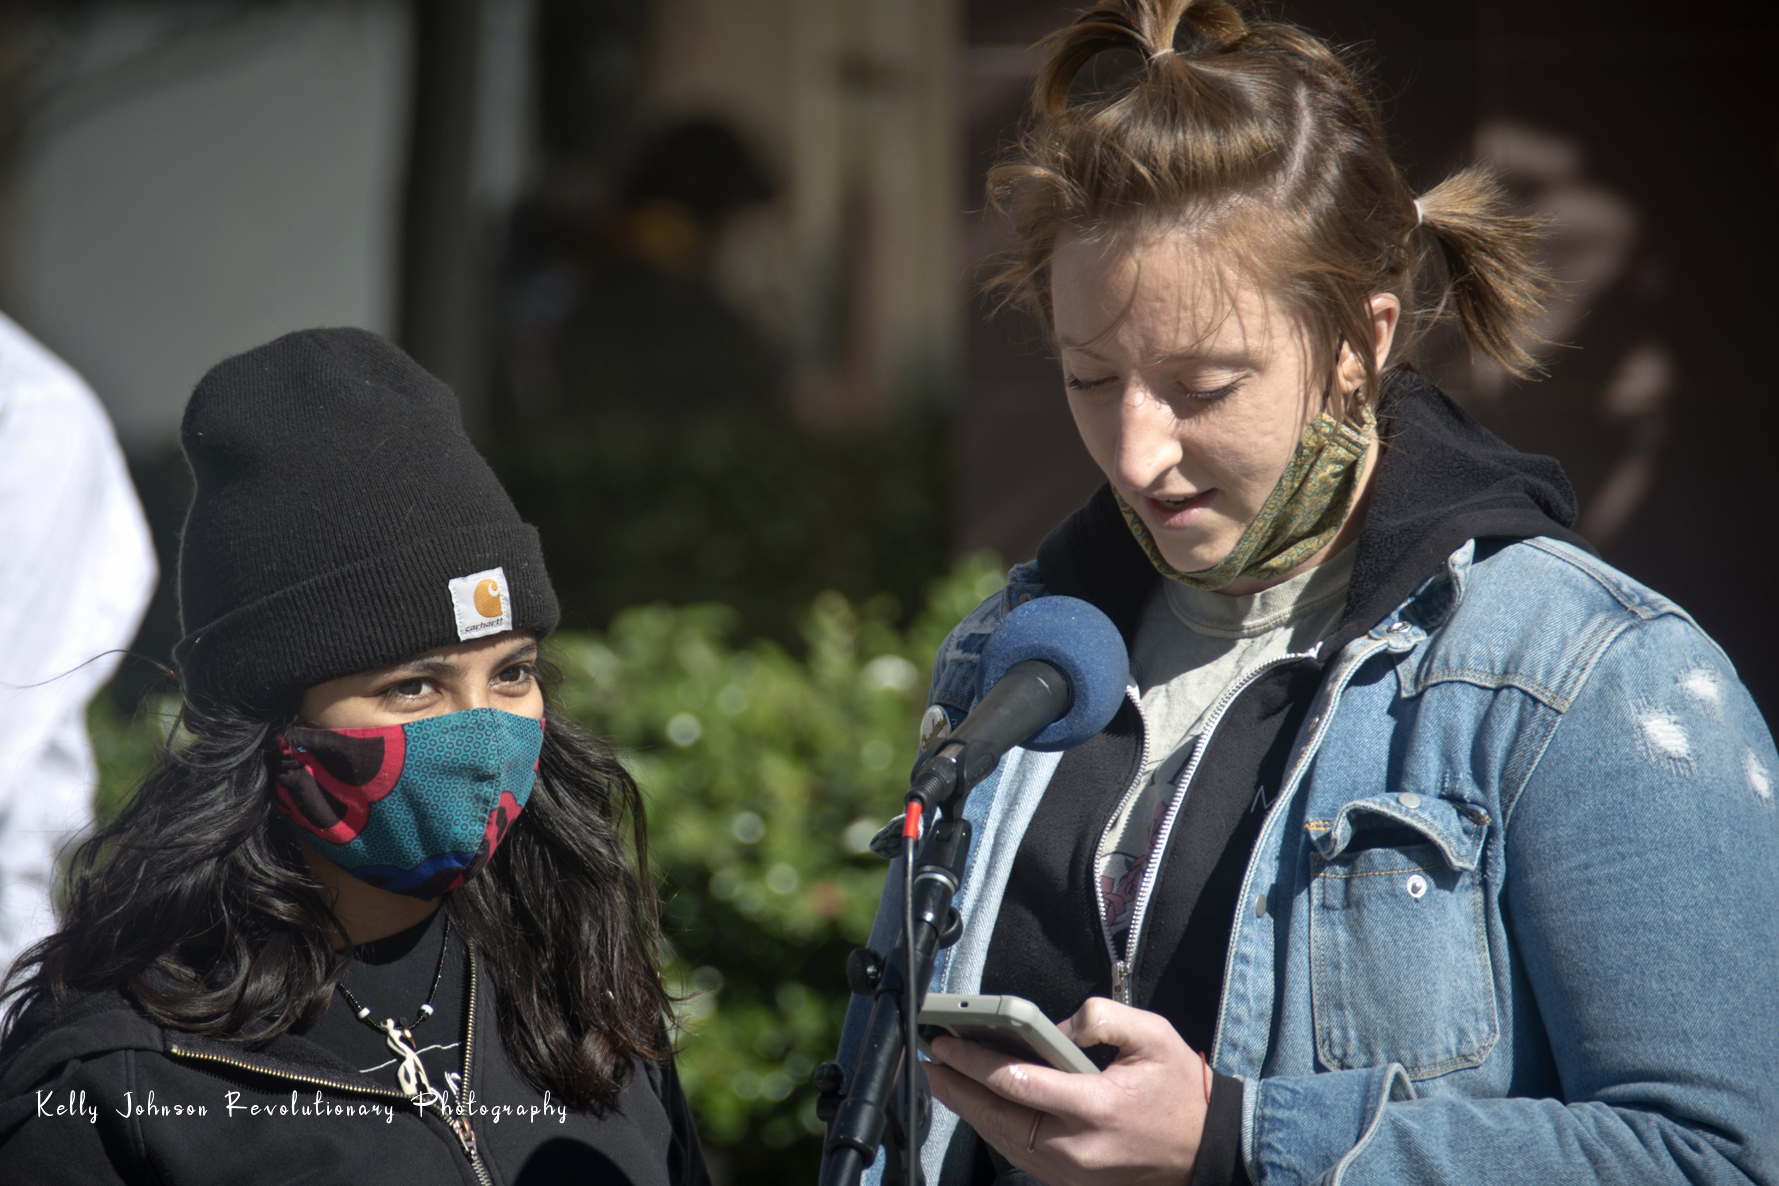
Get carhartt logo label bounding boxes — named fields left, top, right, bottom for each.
left=473, top=579, right=502, bottom=617
left=449, top=567, right=512, bottom=640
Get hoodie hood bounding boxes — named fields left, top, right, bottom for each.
left=0, top=989, right=162, bottom=1100
left=0, top=986, right=364, bottom=1103
left=1034, top=371, right=1594, bottom=645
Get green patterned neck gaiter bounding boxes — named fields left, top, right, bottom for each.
left=1115, top=404, right=1375, bottom=592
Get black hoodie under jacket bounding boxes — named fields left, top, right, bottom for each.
left=953, top=373, right=1590, bottom=1186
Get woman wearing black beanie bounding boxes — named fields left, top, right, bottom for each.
left=0, top=328, right=709, bottom=1186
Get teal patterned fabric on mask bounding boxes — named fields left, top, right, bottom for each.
left=272, top=708, right=546, bottom=899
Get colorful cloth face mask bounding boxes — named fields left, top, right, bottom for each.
left=272, top=708, right=545, bottom=899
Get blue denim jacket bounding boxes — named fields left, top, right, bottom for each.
left=842, top=536, right=1779, bottom=1184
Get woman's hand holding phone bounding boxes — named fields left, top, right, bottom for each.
left=924, top=996, right=1209, bottom=1186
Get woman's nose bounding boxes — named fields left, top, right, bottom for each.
left=446, top=681, right=494, bottom=715
left=1111, top=382, right=1182, bottom=491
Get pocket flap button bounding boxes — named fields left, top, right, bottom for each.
left=1405, top=874, right=1429, bottom=899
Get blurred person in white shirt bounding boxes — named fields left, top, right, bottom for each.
left=0, top=312, right=156, bottom=972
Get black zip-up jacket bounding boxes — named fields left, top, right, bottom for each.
left=0, top=914, right=709, bottom=1186
left=947, top=375, right=1590, bottom=1185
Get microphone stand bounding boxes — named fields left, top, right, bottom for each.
left=818, top=663, right=1070, bottom=1186
left=817, top=752, right=969, bottom=1186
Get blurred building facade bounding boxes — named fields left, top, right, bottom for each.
left=644, top=0, right=961, bottom=428
left=0, top=1, right=415, bottom=449
left=0, top=0, right=961, bottom=446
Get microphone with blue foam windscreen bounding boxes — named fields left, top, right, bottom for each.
left=976, top=594, right=1131, bottom=750
left=906, top=594, right=1129, bottom=811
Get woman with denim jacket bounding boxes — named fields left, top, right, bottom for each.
left=837, top=2, right=1779, bottom=1183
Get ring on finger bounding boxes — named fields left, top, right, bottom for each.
left=1026, top=1110, right=1043, bottom=1153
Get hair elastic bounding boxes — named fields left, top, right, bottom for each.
left=1412, top=198, right=1426, bottom=227
left=1150, top=46, right=1177, bottom=63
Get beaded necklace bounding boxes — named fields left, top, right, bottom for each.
left=335, top=915, right=453, bottom=1100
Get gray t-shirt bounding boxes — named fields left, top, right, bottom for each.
left=1097, top=546, right=1355, bottom=942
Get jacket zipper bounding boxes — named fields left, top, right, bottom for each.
left=1093, top=686, right=1151, bottom=1003
left=165, top=1044, right=412, bottom=1102
left=167, top=945, right=495, bottom=1186
left=456, top=946, right=493, bottom=1186
left=1105, top=644, right=1322, bottom=1005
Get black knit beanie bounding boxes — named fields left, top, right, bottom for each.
left=174, top=328, right=558, bottom=714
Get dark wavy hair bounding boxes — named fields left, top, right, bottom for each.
left=0, top=673, right=671, bottom=1113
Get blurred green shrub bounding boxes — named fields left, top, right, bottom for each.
left=550, top=553, right=1003, bottom=1182
left=88, top=555, right=1007, bottom=1184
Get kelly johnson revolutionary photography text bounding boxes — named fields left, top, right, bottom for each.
left=35, top=1088, right=569, bottom=1127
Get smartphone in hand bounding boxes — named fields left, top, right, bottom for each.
left=917, top=994, right=1100, bottom=1074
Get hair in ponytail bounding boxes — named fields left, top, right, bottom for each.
left=1411, top=166, right=1550, bottom=379
left=988, top=0, right=1553, bottom=412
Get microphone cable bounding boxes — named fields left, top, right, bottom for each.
left=901, top=799, right=923, bottom=1186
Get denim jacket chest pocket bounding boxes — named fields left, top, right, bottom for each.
left=1306, top=794, right=1498, bottom=1081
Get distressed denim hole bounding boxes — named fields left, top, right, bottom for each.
left=1745, top=750, right=1774, bottom=804
left=1633, top=698, right=1695, bottom=776
left=1676, top=666, right=1723, bottom=717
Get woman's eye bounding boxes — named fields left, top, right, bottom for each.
left=496, top=663, right=537, bottom=687
left=385, top=678, right=432, bottom=700
left=1065, top=372, right=1116, bottom=391
left=1178, top=379, right=1242, bottom=403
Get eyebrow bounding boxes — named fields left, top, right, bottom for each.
left=495, top=640, right=539, bottom=667
left=377, top=640, right=539, bottom=681
left=1058, top=342, right=1255, bottom=369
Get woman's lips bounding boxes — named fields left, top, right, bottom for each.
left=1140, top=489, right=1216, bottom=531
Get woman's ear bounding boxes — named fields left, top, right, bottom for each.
left=1335, top=293, right=1403, bottom=396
